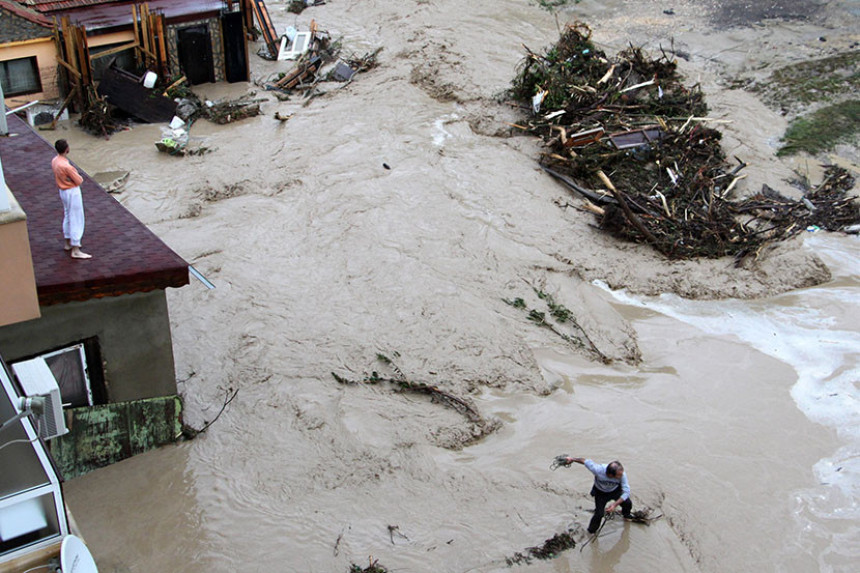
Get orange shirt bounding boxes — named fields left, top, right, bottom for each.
left=51, top=154, right=83, bottom=190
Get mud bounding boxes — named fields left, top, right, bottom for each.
left=57, top=1, right=859, bottom=572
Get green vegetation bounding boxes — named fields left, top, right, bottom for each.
left=535, top=0, right=580, bottom=11
left=504, top=289, right=609, bottom=362
left=748, top=51, right=860, bottom=156
left=778, top=99, right=860, bottom=156
left=349, top=561, right=387, bottom=573
left=752, top=51, right=860, bottom=113
left=506, top=530, right=578, bottom=565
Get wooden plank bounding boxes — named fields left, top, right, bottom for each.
left=155, top=14, right=168, bottom=77
left=131, top=4, right=141, bottom=67
left=61, top=17, right=78, bottom=73
left=75, top=25, right=91, bottom=87
left=274, top=56, right=322, bottom=89
left=140, top=4, right=150, bottom=64
left=61, top=18, right=84, bottom=112
left=139, top=46, right=157, bottom=60
left=250, top=0, right=279, bottom=57
left=161, top=75, right=186, bottom=96
left=55, top=56, right=81, bottom=79
left=243, top=0, right=254, bottom=34
left=89, top=40, right=138, bottom=60
left=44, top=85, right=78, bottom=130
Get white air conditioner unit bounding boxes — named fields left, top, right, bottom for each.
left=11, top=358, right=68, bottom=440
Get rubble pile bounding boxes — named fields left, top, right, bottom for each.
left=510, top=23, right=859, bottom=260
left=79, top=87, right=124, bottom=137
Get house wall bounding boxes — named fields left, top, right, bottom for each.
left=1, top=37, right=60, bottom=106
left=0, top=192, right=40, bottom=327
left=0, top=290, right=178, bottom=403
left=86, top=30, right=133, bottom=49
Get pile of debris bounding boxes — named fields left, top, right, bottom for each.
left=258, top=19, right=381, bottom=97
left=79, top=86, right=124, bottom=137
left=506, top=529, right=578, bottom=565
left=204, top=98, right=263, bottom=124
left=509, top=23, right=859, bottom=260
left=155, top=117, right=209, bottom=157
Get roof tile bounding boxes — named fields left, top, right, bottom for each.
left=0, top=1, right=52, bottom=43
left=0, top=112, right=189, bottom=306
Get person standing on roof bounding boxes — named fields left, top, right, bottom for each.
left=51, top=139, right=91, bottom=259
left=566, top=457, right=632, bottom=534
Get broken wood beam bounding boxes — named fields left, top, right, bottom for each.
left=250, top=0, right=279, bottom=58
left=89, top=41, right=139, bottom=61
left=541, top=165, right=618, bottom=206
left=140, top=4, right=150, bottom=61
left=40, top=86, right=78, bottom=131
left=274, top=56, right=322, bottom=89
left=132, top=4, right=141, bottom=67
left=162, top=75, right=187, bottom=96
left=155, top=14, right=168, bottom=77
left=55, top=56, right=81, bottom=79
left=597, top=170, right=660, bottom=246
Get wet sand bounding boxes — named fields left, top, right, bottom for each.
left=58, top=1, right=859, bottom=571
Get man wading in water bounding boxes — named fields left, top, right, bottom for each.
left=566, top=457, right=632, bottom=534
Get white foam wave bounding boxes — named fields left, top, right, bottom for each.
left=596, top=235, right=860, bottom=520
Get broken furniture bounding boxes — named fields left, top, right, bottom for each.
left=97, top=64, right=177, bottom=123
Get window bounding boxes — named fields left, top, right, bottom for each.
left=89, top=45, right=137, bottom=81
left=0, top=57, right=41, bottom=97
left=11, top=338, right=107, bottom=409
left=41, top=344, right=92, bottom=408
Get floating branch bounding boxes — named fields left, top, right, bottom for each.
left=348, top=558, right=387, bottom=573
left=506, top=529, right=578, bottom=565
left=333, top=355, right=499, bottom=445
left=181, top=386, right=240, bottom=439
left=504, top=289, right=610, bottom=363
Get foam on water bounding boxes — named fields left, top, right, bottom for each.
left=597, top=235, right=860, bottom=523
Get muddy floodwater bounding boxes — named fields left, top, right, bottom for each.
left=58, top=1, right=858, bottom=572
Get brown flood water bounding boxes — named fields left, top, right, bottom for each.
left=56, top=1, right=858, bottom=572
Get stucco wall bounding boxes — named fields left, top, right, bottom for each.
left=0, top=190, right=40, bottom=327
left=1, top=37, right=60, bottom=106
left=86, top=30, right=134, bottom=49
left=0, top=290, right=178, bottom=402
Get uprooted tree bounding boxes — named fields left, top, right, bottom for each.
left=508, top=22, right=859, bottom=261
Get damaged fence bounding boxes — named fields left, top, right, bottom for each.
left=509, top=23, right=859, bottom=261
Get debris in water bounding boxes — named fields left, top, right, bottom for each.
left=507, top=22, right=860, bottom=261
left=506, top=529, right=578, bottom=565
left=348, top=558, right=387, bottom=573
left=332, top=354, right=500, bottom=448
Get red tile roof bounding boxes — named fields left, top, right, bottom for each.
left=0, top=1, right=52, bottom=43
left=36, top=0, right=225, bottom=32
left=18, top=0, right=120, bottom=12
left=0, top=112, right=189, bottom=306
left=1, top=0, right=51, bottom=24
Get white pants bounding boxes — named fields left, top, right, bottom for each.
left=59, top=186, right=85, bottom=247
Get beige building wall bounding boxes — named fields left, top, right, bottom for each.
left=1, top=37, right=60, bottom=107
left=0, top=188, right=40, bottom=327
left=87, top=30, right=134, bottom=49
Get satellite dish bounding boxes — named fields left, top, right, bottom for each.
left=60, top=535, right=99, bottom=573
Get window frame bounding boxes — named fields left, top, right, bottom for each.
left=0, top=56, right=42, bottom=97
